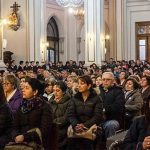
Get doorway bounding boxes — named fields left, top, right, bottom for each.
left=136, top=22, right=150, bottom=61
left=47, top=17, right=59, bottom=63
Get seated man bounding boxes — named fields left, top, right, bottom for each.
left=99, top=72, right=125, bottom=138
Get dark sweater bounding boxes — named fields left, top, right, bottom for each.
left=12, top=97, right=53, bottom=150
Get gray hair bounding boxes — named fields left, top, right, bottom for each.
left=102, top=72, right=114, bottom=80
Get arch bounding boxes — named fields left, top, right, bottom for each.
left=46, top=17, right=60, bottom=63
left=46, top=14, right=64, bottom=38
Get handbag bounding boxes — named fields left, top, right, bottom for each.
left=4, top=128, right=44, bottom=150
left=4, top=142, right=44, bottom=150
left=67, top=124, right=97, bottom=141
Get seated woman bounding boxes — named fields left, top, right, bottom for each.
left=0, top=82, right=13, bottom=149
left=19, top=76, right=26, bottom=90
left=123, top=96, right=150, bottom=150
left=12, top=77, right=53, bottom=150
left=66, top=75, right=78, bottom=97
left=3, top=74, right=23, bottom=115
left=67, top=75, right=103, bottom=150
left=49, top=81, right=71, bottom=150
left=124, top=77, right=143, bottom=129
left=43, top=78, right=55, bottom=101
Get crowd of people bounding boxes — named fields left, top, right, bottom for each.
left=1, top=58, right=150, bottom=149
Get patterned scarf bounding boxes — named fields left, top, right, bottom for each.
left=21, top=96, right=44, bottom=113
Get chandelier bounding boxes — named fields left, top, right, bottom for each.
left=74, top=7, right=84, bottom=20
left=56, top=0, right=84, bottom=7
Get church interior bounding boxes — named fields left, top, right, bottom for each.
left=1, top=0, right=150, bottom=65
left=1, top=1, right=150, bottom=150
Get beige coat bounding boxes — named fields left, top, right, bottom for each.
left=125, top=90, right=143, bottom=120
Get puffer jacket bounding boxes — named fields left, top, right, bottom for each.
left=67, top=90, right=103, bottom=128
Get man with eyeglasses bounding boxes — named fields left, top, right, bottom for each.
left=99, top=72, right=125, bottom=139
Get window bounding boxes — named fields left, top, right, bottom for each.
left=139, top=39, right=146, bottom=60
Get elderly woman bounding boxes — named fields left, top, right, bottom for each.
left=66, top=75, right=78, bottom=97
left=124, top=77, right=143, bottom=129
left=0, top=82, right=13, bottom=149
left=12, top=77, right=53, bottom=150
left=67, top=75, right=103, bottom=150
left=49, top=81, right=71, bottom=150
left=3, top=74, right=23, bottom=115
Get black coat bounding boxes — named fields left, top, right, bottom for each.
left=67, top=90, right=103, bottom=128
left=12, top=97, right=53, bottom=150
left=141, top=86, right=150, bottom=112
left=0, top=103, right=13, bottom=149
left=99, top=85, right=125, bottom=121
left=141, top=86, right=150, bottom=103
left=49, top=93, right=71, bottom=147
left=123, top=116, right=149, bottom=150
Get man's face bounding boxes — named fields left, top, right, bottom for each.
left=119, top=72, right=126, bottom=80
left=102, top=73, right=114, bottom=88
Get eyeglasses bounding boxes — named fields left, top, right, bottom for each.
left=102, top=78, right=112, bottom=81
left=2, top=82, right=11, bottom=86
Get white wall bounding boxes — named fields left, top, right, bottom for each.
left=124, top=0, right=150, bottom=60
left=2, top=0, right=44, bottom=64
left=2, top=0, right=28, bottom=63
left=79, top=25, right=85, bottom=62
left=46, top=2, right=84, bottom=63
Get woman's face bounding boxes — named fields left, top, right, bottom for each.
left=45, top=83, right=53, bottom=95
left=67, top=78, right=74, bottom=88
left=119, top=72, right=126, bottom=80
left=53, top=85, right=63, bottom=101
left=22, top=82, right=37, bottom=100
left=96, top=77, right=102, bottom=86
left=78, top=79, right=91, bottom=93
left=20, top=78, right=25, bottom=90
left=3, top=80, right=14, bottom=93
left=125, top=80, right=134, bottom=91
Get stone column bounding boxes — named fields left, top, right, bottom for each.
left=116, top=0, right=124, bottom=60
left=84, top=0, right=105, bottom=66
left=27, top=0, right=43, bottom=62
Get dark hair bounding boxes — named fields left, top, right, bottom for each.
left=96, top=75, right=102, bottom=79
left=124, top=78, right=139, bottom=90
left=19, top=61, right=24, bottom=65
left=120, top=71, right=128, bottom=79
left=25, top=77, right=44, bottom=96
left=115, top=77, right=121, bottom=85
left=54, top=81, right=67, bottom=92
left=78, top=75, right=93, bottom=87
left=0, top=82, right=6, bottom=104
